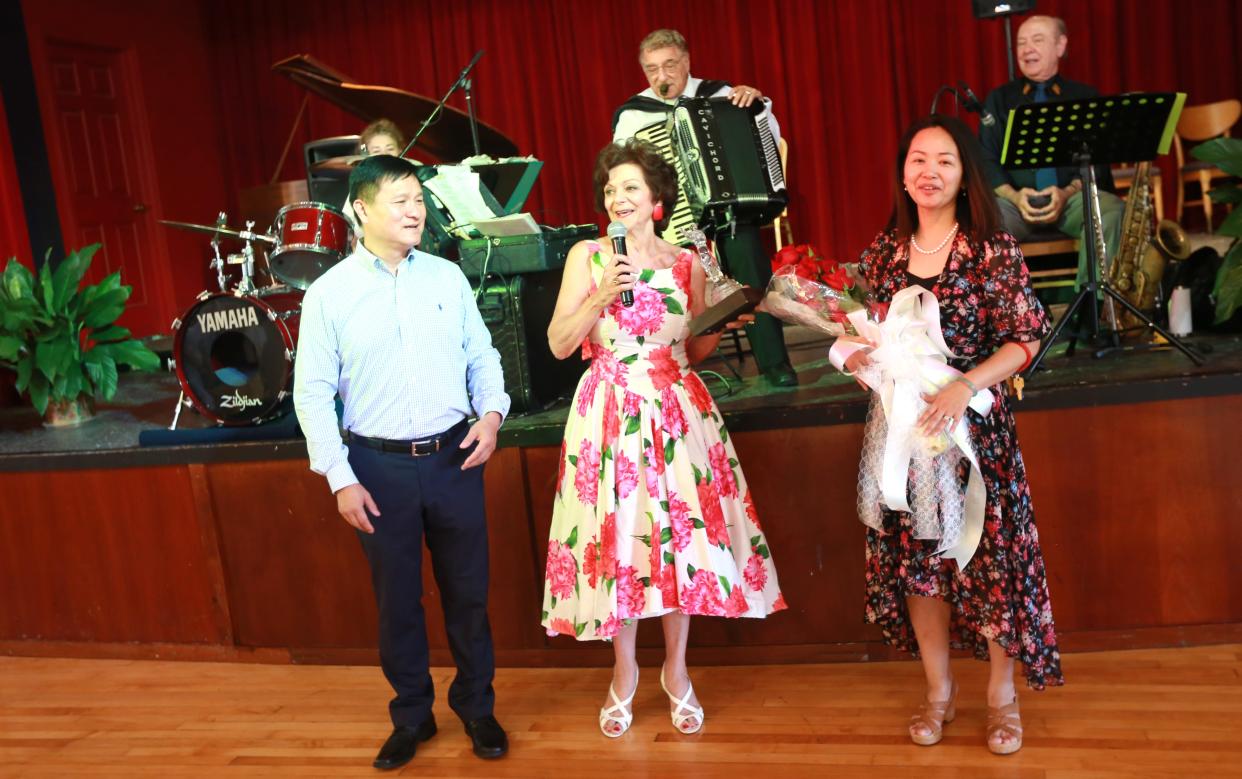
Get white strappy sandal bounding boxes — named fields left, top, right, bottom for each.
left=659, top=667, right=705, bottom=734
left=599, top=670, right=638, bottom=738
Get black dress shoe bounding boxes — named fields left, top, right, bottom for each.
left=372, top=718, right=437, bottom=770
left=762, top=362, right=799, bottom=387
left=463, top=715, right=508, bottom=759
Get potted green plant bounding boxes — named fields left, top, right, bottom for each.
left=0, top=244, right=160, bottom=426
left=1190, top=138, right=1242, bottom=324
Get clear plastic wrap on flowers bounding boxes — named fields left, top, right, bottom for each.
left=762, top=264, right=868, bottom=337
left=827, top=284, right=998, bottom=568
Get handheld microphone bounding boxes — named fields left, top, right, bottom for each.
left=958, top=82, right=996, bottom=127
left=606, top=220, right=633, bottom=307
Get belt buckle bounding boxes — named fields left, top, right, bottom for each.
left=410, top=438, right=439, bottom=457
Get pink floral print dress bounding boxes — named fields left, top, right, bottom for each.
left=542, top=244, right=785, bottom=640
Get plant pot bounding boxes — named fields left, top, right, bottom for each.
left=42, top=394, right=97, bottom=427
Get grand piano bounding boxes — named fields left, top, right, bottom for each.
left=272, top=54, right=518, bottom=163
left=240, top=55, right=534, bottom=231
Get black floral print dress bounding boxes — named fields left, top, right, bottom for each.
left=857, top=228, right=1063, bottom=690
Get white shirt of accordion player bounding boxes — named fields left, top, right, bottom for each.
left=612, top=75, right=782, bottom=145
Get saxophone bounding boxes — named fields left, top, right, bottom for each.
left=1106, top=162, right=1191, bottom=331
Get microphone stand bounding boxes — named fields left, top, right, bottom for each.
left=463, top=78, right=481, bottom=157
left=930, top=83, right=994, bottom=128
left=401, top=49, right=485, bottom=159
left=1004, top=16, right=1015, bottom=81
left=929, top=84, right=961, bottom=116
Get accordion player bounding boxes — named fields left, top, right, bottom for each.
left=634, top=96, right=788, bottom=243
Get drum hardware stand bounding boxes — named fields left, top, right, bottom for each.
left=209, top=240, right=228, bottom=292
left=168, top=391, right=190, bottom=430
left=210, top=211, right=231, bottom=291
left=210, top=241, right=229, bottom=293
left=247, top=219, right=279, bottom=291
left=228, top=224, right=267, bottom=296
left=228, top=249, right=256, bottom=295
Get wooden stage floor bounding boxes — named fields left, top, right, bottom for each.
left=2, top=644, right=1239, bottom=777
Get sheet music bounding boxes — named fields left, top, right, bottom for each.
left=421, top=165, right=497, bottom=223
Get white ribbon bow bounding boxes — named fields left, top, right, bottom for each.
left=829, top=286, right=993, bottom=568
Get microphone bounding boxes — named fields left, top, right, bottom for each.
left=456, top=49, right=485, bottom=89
left=958, top=81, right=996, bottom=127
left=607, top=220, right=633, bottom=307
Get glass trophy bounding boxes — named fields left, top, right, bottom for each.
left=681, top=225, right=764, bottom=336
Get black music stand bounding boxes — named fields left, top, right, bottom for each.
left=1001, top=92, right=1205, bottom=374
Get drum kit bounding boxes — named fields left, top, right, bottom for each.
left=163, top=202, right=351, bottom=429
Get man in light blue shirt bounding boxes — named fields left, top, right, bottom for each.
left=294, top=154, right=511, bottom=769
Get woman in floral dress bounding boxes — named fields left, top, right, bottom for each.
left=542, top=140, right=784, bottom=737
left=844, top=115, right=1062, bottom=755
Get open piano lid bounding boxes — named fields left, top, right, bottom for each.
left=273, top=54, right=519, bottom=162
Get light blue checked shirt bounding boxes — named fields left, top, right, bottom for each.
left=293, top=242, right=510, bottom=492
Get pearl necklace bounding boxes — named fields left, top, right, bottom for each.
left=910, top=222, right=959, bottom=255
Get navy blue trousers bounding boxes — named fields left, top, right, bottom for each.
left=348, top=424, right=495, bottom=728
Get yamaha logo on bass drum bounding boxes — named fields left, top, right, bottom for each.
left=196, top=305, right=261, bottom=334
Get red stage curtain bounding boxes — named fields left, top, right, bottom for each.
left=205, top=0, right=1242, bottom=262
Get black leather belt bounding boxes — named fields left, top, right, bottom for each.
left=343, top=419, right=469, bottom=456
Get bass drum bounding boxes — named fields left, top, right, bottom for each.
left=171, top=290, right=301, bottom=425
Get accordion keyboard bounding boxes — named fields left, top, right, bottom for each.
left=632, top=121, right=698, bottom=245
left=632, top=98, right=787, bottom=238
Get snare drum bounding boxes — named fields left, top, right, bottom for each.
left=171, top=291, right=301, bottom=425
left=269, top=201, right=350, bottom=289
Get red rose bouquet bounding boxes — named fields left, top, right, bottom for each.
left=764, top=244, right=871, bottom=336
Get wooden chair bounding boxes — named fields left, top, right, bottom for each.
left=1174, top=99, right=1242, bottom=230
left=1019, top=234, right=1080, bottom=293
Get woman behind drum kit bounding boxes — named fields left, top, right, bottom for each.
left=342, top=119, right=407, bottom=237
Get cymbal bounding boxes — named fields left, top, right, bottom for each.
left=159, top=219, right=275, bottom=243
left=310, top=154, right=367, bottom=174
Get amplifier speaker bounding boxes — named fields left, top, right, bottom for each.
left=475, top=270, right=582, bottom=414
left=307, top=177, right=350, bottom=209
left=458, top=224, right=596, bottom=279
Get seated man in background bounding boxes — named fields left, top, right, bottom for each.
left=978, top=14, right=1122, bottom=289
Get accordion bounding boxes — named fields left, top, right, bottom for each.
left=634, top=96, right=788, bottom=243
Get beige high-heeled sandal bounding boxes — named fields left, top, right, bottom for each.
left=599, top=669, right=638, bottom=738
left=909, top=680, right=958, bottom=746
left=986, top=696, right=1023, bottom=755
left=659, top=667, right=704, bottom=735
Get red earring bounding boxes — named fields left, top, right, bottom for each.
left=652, top=202, right=665, bottom=222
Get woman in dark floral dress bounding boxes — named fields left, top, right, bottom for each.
left=844, top=115, right=1062, bottom=755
